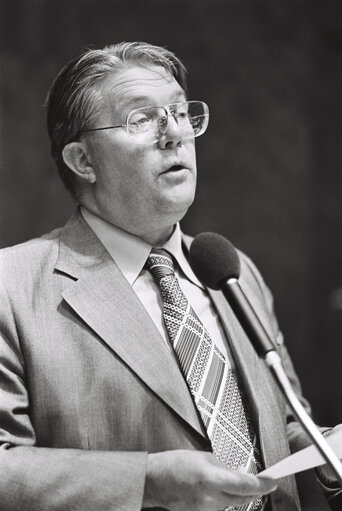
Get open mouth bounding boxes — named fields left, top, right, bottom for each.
left=165, top=164, right=185, bottom=173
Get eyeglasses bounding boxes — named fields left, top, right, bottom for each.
left=81, top=100, right=209, bottom=145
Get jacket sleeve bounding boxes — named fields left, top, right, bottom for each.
left=0, top=267, right=147, bottom=511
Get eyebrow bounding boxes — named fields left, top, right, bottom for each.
left=120, top=91, right=187, bottom=110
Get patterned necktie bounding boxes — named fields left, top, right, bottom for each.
left=145, top=249, right=265, bottom=511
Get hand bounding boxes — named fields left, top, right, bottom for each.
left=316, top=424, right=342, bottom=487
left=142, top=450, right=277, bottom=511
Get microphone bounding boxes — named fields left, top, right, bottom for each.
left=189, top=232, right=275, bottom=357
left=189, top=231, right=342, bottom=483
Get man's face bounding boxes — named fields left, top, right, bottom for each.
left=83, top=65, right=197, bottom=243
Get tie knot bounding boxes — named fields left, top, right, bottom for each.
left=145, top=249, right=175, bottom=283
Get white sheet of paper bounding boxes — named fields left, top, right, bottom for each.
left=258, top=430, right=342, bottom=479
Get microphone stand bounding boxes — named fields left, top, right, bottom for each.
left=265, top=350, right=342, bottom=484
left=224, top=278, right=342, bottom=484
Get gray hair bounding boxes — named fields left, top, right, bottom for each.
left=45, top=42, right=188, bottom=198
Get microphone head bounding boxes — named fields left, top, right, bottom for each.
left=189, top=232, right=241, bottom=290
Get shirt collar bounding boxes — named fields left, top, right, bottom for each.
left=161, top=224, right=203, bottom=288
left=81, top=207, right=203, bottom=289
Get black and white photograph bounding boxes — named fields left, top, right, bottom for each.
left=0, top=1, right=341, bottom=510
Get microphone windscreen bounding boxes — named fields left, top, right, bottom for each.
left=189, top=232, right=241, bottom=290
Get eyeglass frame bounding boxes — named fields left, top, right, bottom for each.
left=80, top=100, right=209, bottom=144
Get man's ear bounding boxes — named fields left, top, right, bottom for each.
left=62, top=141, right=96, bottom=183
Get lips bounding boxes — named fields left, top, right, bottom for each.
left=162, top=164, right=187, bottom=174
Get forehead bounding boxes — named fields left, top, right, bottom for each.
left=98, top=65, right=186, bottom=112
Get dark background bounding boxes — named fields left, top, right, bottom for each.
left=1, top=0, right=341, bottom=425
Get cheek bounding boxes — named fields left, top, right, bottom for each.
left=106, top=151, right=155, bottom=200
left=93, top=143, right=138, bottom=184
left=123, top=148, right=159, bottom=185
left=189, top=143, right=197, bottom=166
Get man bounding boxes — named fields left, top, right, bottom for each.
left=0, top=42, right=339, bottom=511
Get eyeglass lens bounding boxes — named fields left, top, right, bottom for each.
left=126, top=101, right=209, bottom=144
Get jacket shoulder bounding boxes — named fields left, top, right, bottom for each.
left=0, top=227, right=62, bottom=286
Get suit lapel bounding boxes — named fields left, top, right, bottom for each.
left=208, top=282, right=288, bottom=468
left=208, top=289, right=263, bottom=423
left=55, top=211, right=206, bottom=440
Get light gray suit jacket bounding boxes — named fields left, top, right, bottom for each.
left=0, top=210, right=329, bottom=510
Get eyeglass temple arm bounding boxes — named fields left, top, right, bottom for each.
left=81, top=124, right=125, bottom=133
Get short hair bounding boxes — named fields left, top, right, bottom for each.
left=45, top=42, right=188, bottom=198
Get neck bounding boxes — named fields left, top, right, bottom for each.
left=80, top=202, right=176, bottom=246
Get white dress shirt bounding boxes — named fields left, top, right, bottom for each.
left=81, top=207, right=231, bottom=360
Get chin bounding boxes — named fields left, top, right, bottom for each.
left=162, top=197, right=194, bottom=224
left=169, top=184, right=196, bottom=207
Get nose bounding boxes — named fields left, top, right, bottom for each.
left=158, top=113, right=183, bottom=150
